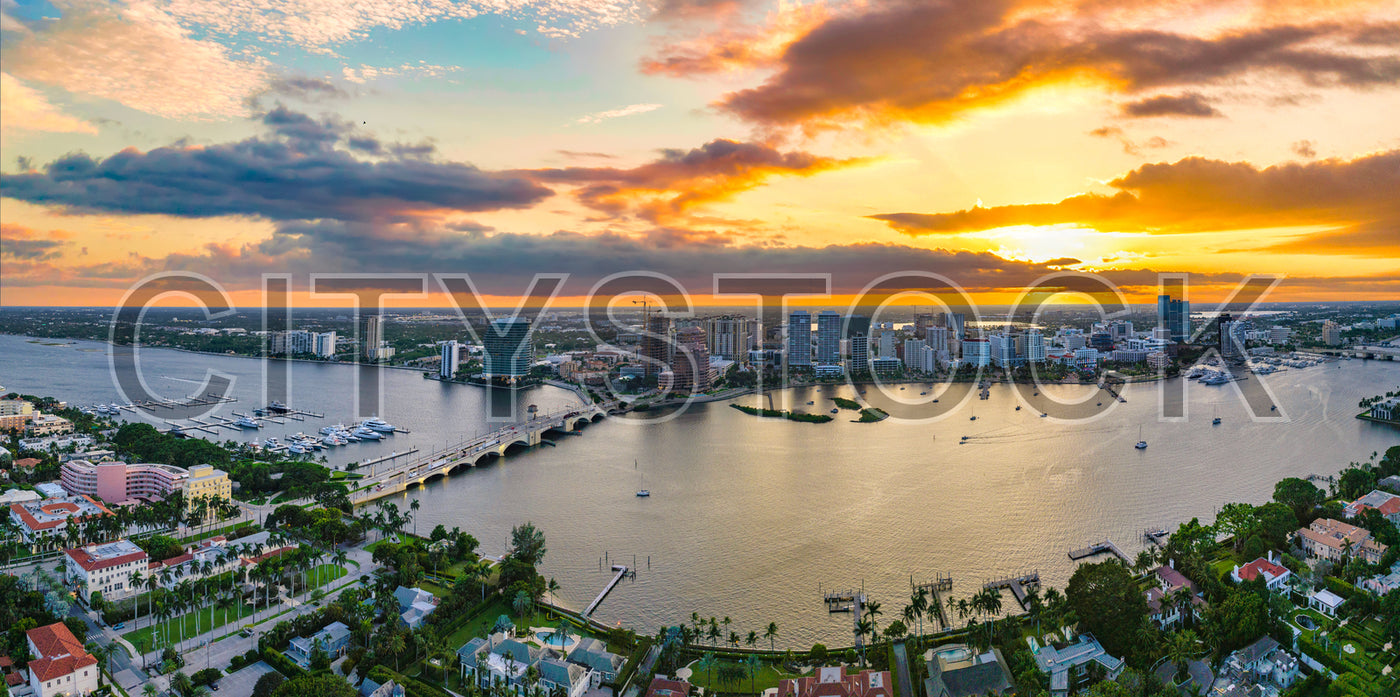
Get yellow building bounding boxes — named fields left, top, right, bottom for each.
left=0, top=400, right=34, bottom=433
left=182, top=464, right=232, bottom=512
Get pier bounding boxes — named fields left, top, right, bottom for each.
left=1142, top=528, right=1170, bottom=547
left=1068, top=539, right=1129, bottom=562
left=822, top=589, right=867, bottom=645
left=913, top=574, right=953, bottom=630
left=983, top=572, right=1040, bottom=610
left=583, top=564, right=632, bottom=617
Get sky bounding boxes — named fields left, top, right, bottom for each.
left=1, top=0, right=1398, bottom=308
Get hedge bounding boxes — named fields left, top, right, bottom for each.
left=227, top=649, right=262, bottom=672
left=613, top=636, right=654, bottom=691
left=262, top=648, right=306, bottom=679
left=1325, top=576, right=1362, bottom=600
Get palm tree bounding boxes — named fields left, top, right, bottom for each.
left=764, top=622, right=778, bottom=652
left=728, top=630, right=740, bottom=649
left=410, top=499, right=421, bottom=537
left=1167, top=630, right=1200, bottom=684
left=698, top=652, right=717, bottom=689
left=746, top=630, right=758, bottom=648
left=864, top=600, right=882, bottom=640
left=744, top=654, right=762, bottom=695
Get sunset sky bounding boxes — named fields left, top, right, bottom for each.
left=1, top=0, right=1398, bottom=307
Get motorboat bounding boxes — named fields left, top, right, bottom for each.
left=1135, top=425, right=1147, bottom=450
left=286, top=443, right=306, bottom=454
left=234, top=416, right=260, bottom=428
left=362, top=417, right=397, bottom=433
left=353, top=427, right=384, bottom=440
left=830, top=409, right=839, bottom=414
left=320, top=424, right=347, bottom=435
left=268, top=401, right=290, bottom=413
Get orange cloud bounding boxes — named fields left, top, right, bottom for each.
left=871, top=149, right=1400, bottom=256
left=647, top=0, right=1400, bottom=132
left=519, top=139, right=865, bottom=222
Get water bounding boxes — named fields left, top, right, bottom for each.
left=3, top=334, right=1398, bottom=647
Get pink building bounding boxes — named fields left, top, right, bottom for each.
left=60, top=460, right=188, bottom=504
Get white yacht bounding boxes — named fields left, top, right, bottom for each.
left=353, top=427, right=384, bottom=440
left=234, top=416, right=260, bottom=429
left=362, top=417, right=397, bottom=433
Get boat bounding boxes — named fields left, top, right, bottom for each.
left=268, top=401, right=290, bottom=413
left=1015, top=405, right=1021, bottom=411
left=1212, top=405, right=1222, bottom=426
left=830, top=409, right=839, bottom=414
left=286, top=443, right=306, bottom=454
left=635, top=460, right=650, bottom=497
left=1040, top=412, right=1048, bottom=417
left=362, top=417, right=397, bottom=433
left=353, top=427, right=383, bottom=440
left=234, top=416, right=260, bottom=429
left=806, top=401, right=814, bottom=405
left=1135, top=425, right=1147, bottom=450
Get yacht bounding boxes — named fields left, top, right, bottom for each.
left=234, top=416, right=260, bottom=429
left=286, top=442, right=307, bottom=455
left=268, top=401, right=290, bottom=413
left=320, top=424, right=347, bottom=435
left=353, top=427, right=384, bottom=440
left=1135, top=425, right=1148, bottom=450
left=635, top=460, right=650, bottom=498
left=362, top=417, right=397, bottom=433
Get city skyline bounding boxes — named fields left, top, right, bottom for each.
left=2, top=0, right=1398, bottom=307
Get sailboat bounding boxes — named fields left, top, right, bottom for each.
left=635, top=460, right=650, bottom=497
left=1212, top=405, right=1222, bottom=426
left=1135, top=425, right=1148, bottom=450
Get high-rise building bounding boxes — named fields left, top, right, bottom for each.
left=988, top=333, right=1020, bottom=368
left=847, top=335, right=869, bottom=372
left=313, top=331, right=337, bottom=358
left=672, top=327, right=712, bottom=393
left=484, top=317, right=534, bottom=378
left=877, top=330, right=898, bottom=358
left=1157, top=294, right=1191, bottom=342
left=1026, top=329, right=1046, bottom=363
left=439, top=340, right=460, bottom=379
left=1321, top=320, right=1342, bottom=346
left=642, top=314, right=672, bottom=377
left=1218, top=313, right=1241, bottom=357
left=926, top=326, right=949, bottom=354
left=815, top=311, right=842, bottom=365
left=704, top=316, right=754, bottom=360
left=946, top=312, right=966, bottom=341
left=361, top=314, right=384, bottom=360
left=788, top=311, right=813, bottom=367
left=962, top=337, right=989, bottom=367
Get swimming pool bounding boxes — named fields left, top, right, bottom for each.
left=934, top=645, right=974, bottom=663
left=536, top=631, right=569, bottom=647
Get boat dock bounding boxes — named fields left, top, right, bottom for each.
left=1068, top=539, right=1129, bottom=562
left=913, top=574, right=953, bottom=629
left=984, top=572, right=1040, bottom=609
left=583, top=565, right=632, bottom=617
left=822, top=588, right=868, bottom=645
left=1142, top=528, right=1170, bottom=547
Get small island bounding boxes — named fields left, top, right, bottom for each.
left=855, top=407, right=888, bottom=423
left=729, top=403, right=834, bottom=423
left=830, top=397, right=862, bottom=410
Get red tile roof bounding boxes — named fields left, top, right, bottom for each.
left=9, top=495, right=113, bottom=532
left=5, top=672, right=21, bottom=687
left=1237, top=558, right=1289, bottom=582
left=64, top=544, right=148, bottom=572
left=646, top=677, right=692, bottom=697
left=26, top=622, right=96, bottom=682
left=779, top=667, right=891, bottom=697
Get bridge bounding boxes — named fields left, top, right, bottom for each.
left=1316, top=344, right=1400, bottom=360
left=348, top=402, right=614, bottom=506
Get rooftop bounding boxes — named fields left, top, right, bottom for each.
left=64, top=539, right=148, bottom=572
left=26, top=622, right=97, bottom=682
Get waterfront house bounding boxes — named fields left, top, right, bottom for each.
left=1144, top=564, right=1207, bottom=628
left=1343, top=490, right=1400, bottom=525
left=1370, top=396, right=1399, bottom=421
left=288, top=621, right=352, bottom=667
left=26, top=621, right=98, bottom=697
left=1295, top=518, right=1388, bottom=564
left=778, top=665, right=892, bottom=697
left=458, top=633, right=591, bottom=697
left=1028, top=633, right=1125, bottom=697
left=359, top=677, right=406, bottom=697
left=1308, top=589, right=1346, bottom=617
left=566, top=637, right=625, bottom=686
left=394, top=585, right=438, bottom=629
left=923, top=645, right=1014, bottom=697
left=1231, top=552, right=1292, bottom=591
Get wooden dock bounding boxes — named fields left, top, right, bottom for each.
left=583, top=565, right=631, bottom=617
left=1068, top=539, right=1129, bottom=562
left=1142, top=528, right=1169, bottom=547
left=913, top=574, right=953, bottom=630
left=984, top=572, right=1039, bottom=609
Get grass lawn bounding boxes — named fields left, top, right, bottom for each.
left=686, top=661, right=803, bottom=694
left=441, top=598, right=584, bottom=651
left=124, top=602, right=258, bottom=653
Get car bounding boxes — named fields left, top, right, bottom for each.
left=114, top=622, right=126, bottom=630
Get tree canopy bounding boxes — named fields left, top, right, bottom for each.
left=1066, top=561, right=1147, bottom=660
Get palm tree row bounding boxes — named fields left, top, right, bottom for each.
left=681, top=613, right=780, bottom=653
